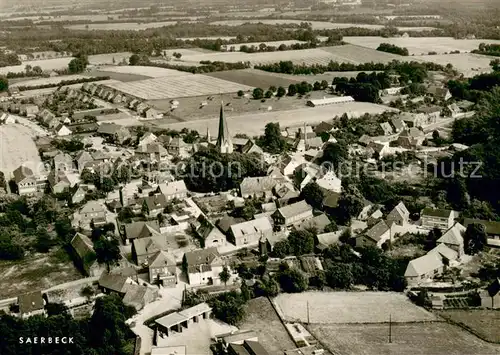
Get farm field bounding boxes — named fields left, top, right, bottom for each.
left=65, top=20, right=197, bottom=31
left=413, top=53, right=496, bottom=77
left=96, top=65, right=190, bottom=78
left=273, top=291, right=437, bottom=324
left=238, top=297, right=296, bottom=354
left=10, top=74, right=90, bottom=88
left=309, top=322, right=500, bottom=355
left=89, top=70, right=150, bottom=82
left=209, top=19, right=437, bottom=31
left=103, top=75, right=253, bottom=100
left=177, top=44, right=403, bottom=66
left=0, top=53, right=132, bottom=75
left=247, top=69, right=383, bottom=84
left=150, top=101, right=395, bottom=136
left=204, top=69, right=303, bottom=88
left=0, top=123, right=43, bottom=176
left=176, top=36, right=237, bottom=41
left=0, top=248, right=81, bottom=299
left=344, top=36, right=500, bottom=55
left=436, top=309, right=500, bottom=343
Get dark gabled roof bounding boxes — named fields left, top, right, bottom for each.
left=487, top=278, right=500, bottom=297
left=12, top=165, right=35, bottom=183
left=184, top=247, right=220, bottom=267
left=365, top=220, right=390, bottom=242
left=422, top=208, right=452, bottom=218
left=98, top=272, right=129, bottom=293
left=217, top=215, right=244, bottom=234
left=18, top=291, right=44, bottom=314
left=228, top=343, right=251, bottom=355
left=71, top=232, right=95, bottom=260
left=124, top=221, right=160, bottom=240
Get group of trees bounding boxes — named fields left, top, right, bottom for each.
left=472, top=43, right=500, bottom=57
left=184, top=147, right=267, bottom=193
left=0, top=294, right=137, bottom=355
left=255, top=122, right=288, bottom=154
left=447, top=63, right=500, bottom=102
left=16, top=76, right=110, bottom=92
left=377, top=43, right=410, bottom=56
left=0, top=51, right=21, bottom=67
left=251, top=80, right=328, bottom=100
left=0, top=77, right=8, bottom=92
left=68, top=53, right=89, bottom=74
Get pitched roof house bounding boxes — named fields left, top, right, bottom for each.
left=229, top=217, right=273, bottom=247
left=18, top=291, right=45, bottom=319
left=386, top=202, right=410, bottom=226
left=157, top=180, right=188, bottom=201
left=404, top=252, right=444, bottom=286
left=123, top=220, right=161, bottom=245
left=183, top=247, right=225, bottom=286
left=272, top=200, right=313, bottom=228
left=147, top=250, right=177, bottom=286
left=356, top=220, right=391, bottom=248
left=239, top=176, right=277, bottom=199
left=437, top=222, right=465, bottom=258
left=70, top=232, right=104, bottom=277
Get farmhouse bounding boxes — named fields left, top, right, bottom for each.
left=417, top=106, right=441, bottom=121
left=70, top=232, right=104, bottom=277
left=132, top=235, right=170, bottom=265
left=192, top=215, right=226, bottom=248
left=147, top=250, right=177, bottom=286
left=135, top=143, right=169, bottom=162
left=228, top=217, right=273, bottom=247
left=157, top=180, right=188, bottom=201
left=77, top=200, right=107, bottom=227
left=404, top=252, right=444, bottom=286
left=12, top=165, right=47, bottom=196
left=356, top=220, right=391, bottom=248
left=272, top=200, right=313, bottom=228
left=97, top=123, right=131, bottom=144
left=239, top=176, right=277, bottom=199
left=386, top=202, right=410, bottom=226
left=421, top=208, right=455, bottom=230
left=123, top=220, right=161, bottom=245
left=17, top=291, right=45, bottom=319
left=437, top=222, right=465, bottom=258
left=306, top=96, right=354, bottom=107
left=400, top=112, right=428, bottom=128
left=183, top=247, right=224, bottom=286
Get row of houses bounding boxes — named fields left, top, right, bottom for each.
left=82, top=82, right=162, bottom=119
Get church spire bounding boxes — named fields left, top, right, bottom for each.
left=216, top=101, right=233, bottom=154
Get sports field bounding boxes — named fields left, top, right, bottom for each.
left=0, top=124, right=43, bottom=175
left=310, top=322, right=500, bottom=355
left=273, top=291, right=437, bottom=324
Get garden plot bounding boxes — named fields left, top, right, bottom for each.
left=103, top=75, right=253, bottom=100
left=0, top=123, right=43, bottom=176
left=413, top=53, right=496, bottom=77
left=209, top=19, right=437, bottom=31
left=272, top=291, right=436, bottom=324
left=344, top=36, right=500, bottom=55
left=97, top=65, right=190, bottom=78
left=309, top=322, right=500, bottom=355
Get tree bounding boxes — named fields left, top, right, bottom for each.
left=219, top=265, right=231, bottom=286
left=278, top=266, right=308, bottom=293
left=68, top=55, right=88, bottom=74
left=337, top=194, right=364, bottom=225
left=0, top=77, right=8, bottom=92
left=269, top=85, right=277, bottom=93
left=80, top=285, right=94, bottom=300
left=463, top=223, right=488, bottom=254
left=45, top=302, right=69, bottom=317
left=288, top=230, right=315, bottom=256
left=490, top=59, right=500, bottom=72
left=301, top=182, right=324, bottom=210
left=321, top=141, right=348, bottom=170
left=424, top=227, right=442, bottom=251
left=208, top=291, right=246, bottom=325
left=257, top=122, right=287, bottom=154
left=326, top=263, right=353, bottom=289
left=252, top=87, right=264, bottom=99
left=34, top=228, right=57, bottom=253
left=94, top=237, right=121, bottom=271
left=237, top=90, right=244, bottom=97
left=287, top=83, right=297, bottom=96
left=254, top=276, right=280, bottom=297
left=129, top=54, right=140, bottom=65
left=272, top=239, right=291, bottom=258
left=277, top=86, right=286, bottom=97
left=265, top=90, right=273, bottom=98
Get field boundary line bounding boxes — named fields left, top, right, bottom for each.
left=436, top=311, right=500, bottom=345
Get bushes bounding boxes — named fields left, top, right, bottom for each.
left=377, top=43, right=409, bottom=56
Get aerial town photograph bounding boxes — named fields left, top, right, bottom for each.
left=0, top=0, right=499, bottom=354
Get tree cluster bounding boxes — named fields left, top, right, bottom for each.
left=377, top=43, right=410, bottom=56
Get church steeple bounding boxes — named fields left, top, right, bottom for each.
left=215, top=101, right=233, bottom=154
